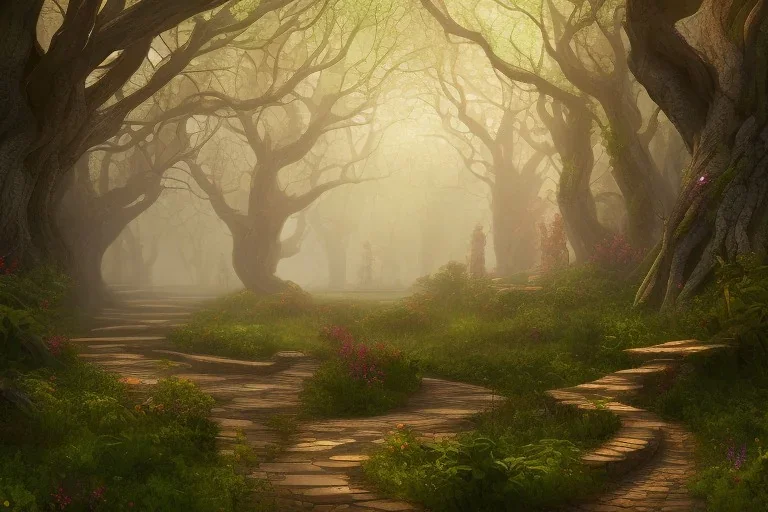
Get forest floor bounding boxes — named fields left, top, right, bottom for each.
left=74, top=287, right=499, bottom=511
left=72, top=281, right=736, bottom=512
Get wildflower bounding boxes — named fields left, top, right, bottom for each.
left=46, top=335, right=68, bottom=357
left=52, top=486, right=72, bottom=509
left=134, top=405, right=142, bottom=412
left=4, top=501, right=10, bottom=507
left=396, top=423, right=405, bottom=429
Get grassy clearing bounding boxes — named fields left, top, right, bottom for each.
left=0, top=269, right=271, bottom=512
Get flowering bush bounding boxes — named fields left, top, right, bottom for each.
left=539, top=214, right=569, bottom=272
left=0, top=257, right=19, bottom=276
left=320, top=325, right=355, bottom=346
left=300, top=328, right=420, bottom=417
left=45, top=335, right=69, bottom=357
left=590, top=234, right=643, bottom=271
left=338, top=338, right=385, bottom=386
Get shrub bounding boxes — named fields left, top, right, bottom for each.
left=300, top=330, right=420, bottom=417
left=410, top=262, right=495, bottom=314
left=361, top=303, right=430, bottom=335
left=364, top=426, right=599, bottom=512
left=539, top=214, right=569, bottom=272
left=590, top=234, right=643, bottom=271
left=0, top=268, right=267, bottom=512
left=169, top=322, right=280, bottom=360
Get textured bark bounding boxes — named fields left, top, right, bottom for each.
left=627, top=0, right=768, bottom=309
left=0, top=2, right=43, bottom=261
left=231, top=214, right=291, bottom=295
left=540, top=98, right=611, bottom=262
left=60, top=153, right=164, bottom=307
left=602, top=100, right=674, bottom=248
left=0, top=0, right=291, bottom=267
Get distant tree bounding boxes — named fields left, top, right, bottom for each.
left=429, top=49, right=555, bottom=274
left=419, top=0, right=615, bottom=262
left=359, top=241, right=374, bottom=287
left=187, top=2, right=407, bottom=294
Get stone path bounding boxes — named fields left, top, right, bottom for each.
left=548, top=339, right=728, bottom=512
left=73, top=288, right=498, bottom=512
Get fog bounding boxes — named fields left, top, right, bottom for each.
left=72, top=0, right=685, bottom=296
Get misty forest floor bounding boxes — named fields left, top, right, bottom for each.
left=3, top=262, right=768, bottom=511
left=167, top=263, right=768, bottom=511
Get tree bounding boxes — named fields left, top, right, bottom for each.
left=0, top=0, right=299, bottom=270
left=626, top=0, right=768, bottom=309
left=503, top=0, right=673, bottom=248
left=186, top=1, right=406, bottom=293
left=429, top=50, right=555, bottom=274
left=58, top=104, right=216, bottom=306
left=419, top=0, right=613, bottom=262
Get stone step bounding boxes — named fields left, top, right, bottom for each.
left=548, top=339, right=727, bottom=490
left=625, top=339, right=730, bottom=359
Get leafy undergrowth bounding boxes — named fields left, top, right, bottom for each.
left=0, top=268, right=270, bottom=511
left=640, top=255, right=768, bottom=512
left=364, top=385, right=620, bottom=511
left=300, top=327, right=421, bottom=417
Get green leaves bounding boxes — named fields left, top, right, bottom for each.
left=365, top=427, right=595, bottom=511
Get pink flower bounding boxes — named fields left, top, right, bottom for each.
left=46, top=335, right=69, bottom=357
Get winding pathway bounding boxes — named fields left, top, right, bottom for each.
left=75, top=287, right=723, bottom=512
left=74, top=288, right=498, bottom=511
left=549, top=340, right=728, bottom=512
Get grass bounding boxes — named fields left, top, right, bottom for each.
left=168, top=262, right=707, bottom=510
left=0, top=267, right=271, bottom=512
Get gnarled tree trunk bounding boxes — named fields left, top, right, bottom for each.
left=0, top=2, right=42, bottom=261
left=541, top=98, right=611, bottom=261
left=627, top=0, right=768, bottom=309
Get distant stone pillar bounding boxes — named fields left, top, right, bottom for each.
left=469, top=225, right=487, bottom=277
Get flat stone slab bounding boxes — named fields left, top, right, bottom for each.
left=72, top=336, right=166, bottom=343
left=272, top=475, right=349, bottom=487
left=625, top=339, right=729, bottom=358
left=152, top=350, right=275, bottom=368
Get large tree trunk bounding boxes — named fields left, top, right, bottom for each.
left=231, top=216, right=290, bottom=295
left=0, top=2, right=42, bottom=261
left=627, top=0, right=768, bottom=309
left=636, top=108, right=768, bottom=309
left=603, top=102, right=675, bottom=249
left=492, top=184, right=541, bottom=275
left=542, top=98, right=611, bottom=261
left=316, top=226, right=349, bottom=290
